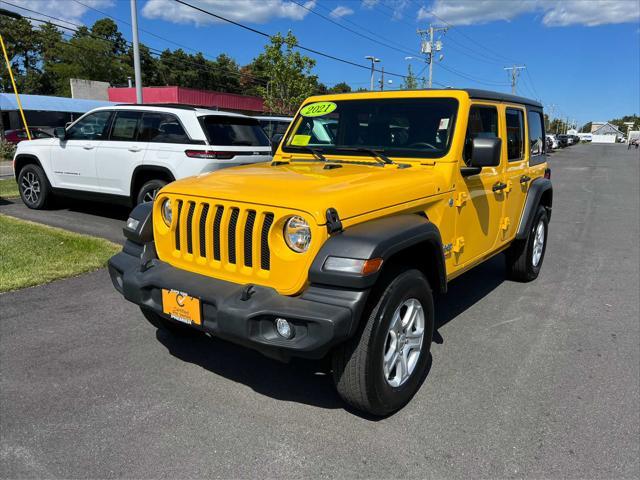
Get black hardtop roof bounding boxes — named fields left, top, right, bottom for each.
left=462, top=89, right=543, bottom=109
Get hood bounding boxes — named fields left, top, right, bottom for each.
left=163, top=160, right=447, bottom=224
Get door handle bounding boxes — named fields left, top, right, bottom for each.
left=128, top=146, right=142, bottom=152
left=492, top=182, right=507, bottom=192
left=520, top=175, right=531, bottom=184
left=82, top=144, right=94, bottom=150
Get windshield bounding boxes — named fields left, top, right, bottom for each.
left=282, top=97, right=458, bottom=159
left=200, top=115, right=270, bottom=147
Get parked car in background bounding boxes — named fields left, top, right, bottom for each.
left=13, top=104, right=272, bottom=209
left=3, top=128, right=53, bottom=145
left=571, top=134, right=581, bottom=145
left=546, top=134, right=558, bottom=149
left=556, top=134, right=569, bottom=148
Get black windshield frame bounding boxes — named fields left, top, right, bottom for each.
left=282, top=97, right=459, bottom=159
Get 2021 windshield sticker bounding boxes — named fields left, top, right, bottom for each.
left=300, top=102, right=337, bottom=117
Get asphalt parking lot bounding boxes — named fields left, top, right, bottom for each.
left=1, top=143, right=638, bottom=479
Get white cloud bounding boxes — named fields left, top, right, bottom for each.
left=330, top=6, right=355, bottom=18
left=0, top=0, right=113, bottom=27
left=141, top=0, right=316, bottom=26
left=361, top=0, right=380, bottom=8
left=418, top=0, right=640, bottom=27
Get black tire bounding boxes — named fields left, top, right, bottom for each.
left=506, top=205, right=549, bottom=282
left=332, top=268, right=434, bottom=416
left=140, top=307, right=199, bottom=336
left=17, top=164, right=52, bottom=209
left=136, top=179, right=167, bottom=205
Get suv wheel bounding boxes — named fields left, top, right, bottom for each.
left=506, top=205, right=549, bottom=282
left=140, top=307, right=199, bottom=336
left=136, top=179, right=167, bottom=205
left=331, top=268, right=434, bottom=416
left=18, top=164, right=51, bottom=209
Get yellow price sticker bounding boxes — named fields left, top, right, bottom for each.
left=300, top=101, right=337, bottom=117
left=291, top=135, right=311, bottom=146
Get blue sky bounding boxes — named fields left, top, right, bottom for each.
left=6, top=0, right=640, bottom=127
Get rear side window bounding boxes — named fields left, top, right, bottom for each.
left=110, top=111, right=142, bottom=141
left=528, top=110, right=545, bottom=161
left=506, top=108, right=524, bottom=161
left=200, top=116, right=270, bottom=147
left=464, top=105, right=498, bottom=164
left=139, top=112, right=189, bottom=143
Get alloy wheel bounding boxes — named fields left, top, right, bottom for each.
left=532, top=220, right=545, bottom=267
left=21, top=171, right=41, bottom=205
left=382, top=298, right=425, bottom=388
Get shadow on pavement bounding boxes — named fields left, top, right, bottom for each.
left=155, top=253, right=507, bottom=415
left=56, top=197, right=131, bottom=220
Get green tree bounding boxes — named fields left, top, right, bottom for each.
left=328, top=82, right=351, bottom=94
left=400, top=64, right=418, bottom=90
left=254, top=32, right=317, bottom=114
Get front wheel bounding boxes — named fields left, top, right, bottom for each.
left=18, top=164, right=52, bottom=209
left=331, top=268, right=434, bottom=416
left=506, top=205, right=549, bottom=282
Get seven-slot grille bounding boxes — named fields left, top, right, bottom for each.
left=172, top=199, right=274, bottom=271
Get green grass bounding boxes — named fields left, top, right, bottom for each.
left=0, top=214, right=121, bottom=292
left=0, top=178, right=19, bottom=199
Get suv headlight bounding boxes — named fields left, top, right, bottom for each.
left=161, top=198, right=172, bottom=226
left=284, top=216, right=311, bottom=252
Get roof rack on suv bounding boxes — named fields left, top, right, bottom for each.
left=115, top=103, right=214, bottom=110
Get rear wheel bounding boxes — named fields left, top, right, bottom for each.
left=331, top=268, right=434, bottom=416
left=136, top=179, right=167, bottom=205
left=506, top=205, right=549, bottom=282
left=18, top=164, right=52, bottom=209
left=140, top=307, right=199, bottom=336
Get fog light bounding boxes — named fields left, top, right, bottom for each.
left=126, top=217, right=139, bottom=230
left=275, top=318, right=294, bottom=339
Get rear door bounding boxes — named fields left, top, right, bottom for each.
left=499, top=105, right=528, bottom=245
left=95, top=111, right=145, bottom=196
left=50, top=110, right=112, bottom=191
left=141, top=111, right=192, bottom=173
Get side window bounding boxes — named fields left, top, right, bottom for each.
left=259, top=120, right=274, bottom=138
left=528, top=110, right=545, bottom=159
left=506, top=108, right=524, bottom=161
left=273, top=121, right=290, bottom=136
left=464, top=105, right=498, bottom=164
left=110, top=111, right=142, bottom=141
left=66, top=111, right=112, bottom=141
left=139, top=112, right=189, bottom=143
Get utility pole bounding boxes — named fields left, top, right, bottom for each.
left=379, top=67, right=385, bottom=91
left=417, top=25, right=447, bottom=88
left=130, top=0, right=143, bottom=103
left=365, top=55, right=380, bottom=91
left=504, top=65, right=526, bottom=94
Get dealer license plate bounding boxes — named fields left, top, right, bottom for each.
left=161, top=289, right=201, bottom=326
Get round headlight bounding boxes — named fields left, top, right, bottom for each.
left=284, top=216, right=311, bottom=253
left=161, top=198, right=173, bottom=226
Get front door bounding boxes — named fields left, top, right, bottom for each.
left=50, top=110, right=112, bottom=191
left=96, top=110, right=146, bottom=196
left=453, top=103, right=506, bottom=266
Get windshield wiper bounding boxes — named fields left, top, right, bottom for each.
left=300, top=146, right=327, bottom=162
left=336, top=147, right=394, bottom=166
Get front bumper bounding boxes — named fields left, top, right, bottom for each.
left=108, top=244, right=368, bottom=360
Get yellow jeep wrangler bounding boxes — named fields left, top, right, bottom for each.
left=109, top=89, right=552, bottom=416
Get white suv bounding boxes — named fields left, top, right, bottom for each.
left=13, top=104, right=272, bottom=209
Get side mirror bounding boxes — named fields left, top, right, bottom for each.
left=469, top=137, right=501, bottom=168
left=54, top=127, right=67, bottom=140
left=271, top=133, right=284, bottom=155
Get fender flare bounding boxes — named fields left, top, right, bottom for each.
left=13, top=154, right=43, bottom=181
left=309, top=214, right=446, bottom=292
left=516, top=178, right=553, bottom=240
left=123, top=201, right=154, bottom=244
left=130, top=165, right=176, bottom=199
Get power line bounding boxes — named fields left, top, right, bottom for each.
left=290, top=0, right=417, bottom=58
left=172, top=0, right=411, bottom=81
